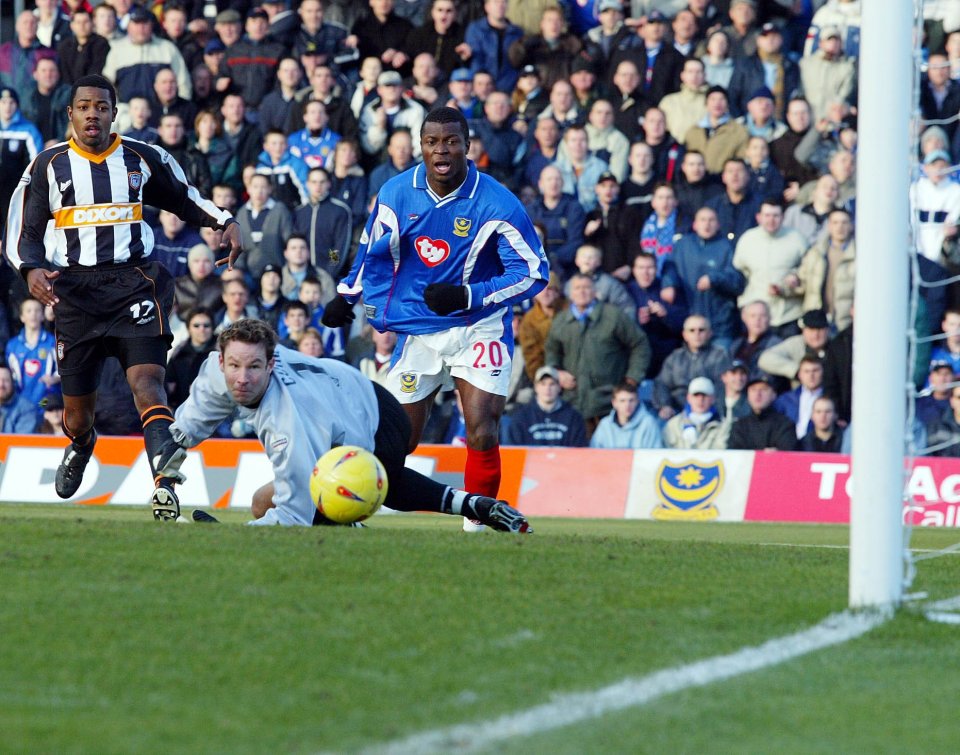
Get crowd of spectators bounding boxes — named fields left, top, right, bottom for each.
left=0, top=0, right=959, bottom=454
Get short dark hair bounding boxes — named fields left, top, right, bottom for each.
left=70, top=74, right=116, bottom=109
left=422, top=106, right=470, bottom=143
left=186, top=306, right=215, bottom=325
left=159, top=112, right=184, bottom=126
left=284, top=300, right=310, bottom=317
left=284, top=232, right=308, bottom=247
left=217, top=318, right=278, bottom=360
left=307, top=166, right=330, bottom=181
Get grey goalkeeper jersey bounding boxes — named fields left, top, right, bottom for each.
left=171, top=346, right=380, bottom=526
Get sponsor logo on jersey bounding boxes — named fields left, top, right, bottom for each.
left=58, top=179, right=72, bottom=192
left=399, top=372, right=418, bottom=393
left=652, top=459, right=723, bottom=521
left=408, top=214, right=420, bottom=220
left=271, top=435, right=289, bottom=451
left=453, top=217, right=472, bottom=237
left=414, top=235, right=450, bottom=267
left=128, top=172, right=142, bottom=191
left=24, top=359, right=41, bottom=377
left=53, top=203, right=143, bottom=229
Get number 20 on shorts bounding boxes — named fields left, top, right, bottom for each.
left=472, top=340, right=504, bottom=369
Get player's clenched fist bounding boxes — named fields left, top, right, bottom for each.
left=424, top=283, right=468, bottom=315
left=320, top=295, right=356, bottom=327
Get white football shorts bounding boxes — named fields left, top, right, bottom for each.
left=386, top=309, right=514, bottom=402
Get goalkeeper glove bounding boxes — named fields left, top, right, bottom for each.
left=321, top=295, right=356, bottom=327
left=424, top=283, right=468, bottom=315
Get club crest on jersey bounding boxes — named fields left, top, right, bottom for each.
left=652, top=459, right=723, bottom=521
left=128, top=172, right=143, bottom=190
left=399, top=372, right=418, bottom=393
left=328, top=248, right=340, bottom=264
left=453, top=217, right=472, bottom=237
left=414, top=235, right=450, bottom=267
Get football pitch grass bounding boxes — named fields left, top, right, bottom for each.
left=3, top=505, right=960, bottom=753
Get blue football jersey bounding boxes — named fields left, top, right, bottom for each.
left=338, top=161, right=549, bottom=335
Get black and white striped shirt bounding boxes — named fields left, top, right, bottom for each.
left=4, top=135, right=233, bottom=272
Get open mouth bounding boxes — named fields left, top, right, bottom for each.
left=84, top=124, right=101, bottom=137
left=433, top=161, right=451, bottom=175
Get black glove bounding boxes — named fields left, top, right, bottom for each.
left=424, top=283, right=468, bottom=315
left=320, top=295, right=356, bottom=327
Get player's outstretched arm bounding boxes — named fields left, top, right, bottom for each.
left=170, top=353, right=240, bottom=448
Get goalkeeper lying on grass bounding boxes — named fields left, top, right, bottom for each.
left=159, top=319, right=531, bottom=531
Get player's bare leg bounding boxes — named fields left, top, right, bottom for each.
left=55, top=392, right=98, bottom=498
left=456, top=378, right=512, bottom=532
left=128, top=363, right=186, bottom=521
left=400, top=386, right=441, bottom=453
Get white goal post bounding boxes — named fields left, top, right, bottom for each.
left=848, top=0, right=914, bottom=609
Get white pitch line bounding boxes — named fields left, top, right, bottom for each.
left=364, top=610, right=889, bottom=755
left=925, top=611, right=960, bottom=625
left=926, top=595, right=960, bottom=611
left=757, top=543, right=960, bottom=555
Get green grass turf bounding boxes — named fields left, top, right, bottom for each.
left=2, top=505, right=959, bottom=753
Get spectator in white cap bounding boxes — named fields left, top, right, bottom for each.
left=502, top=366, right=588, bottom=447
left=911, top=149, right=960, bottom=263
left=663, top=376, right=732, bottom=449
left=358, top=68, right=426, bottom=162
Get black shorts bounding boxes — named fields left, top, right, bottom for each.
left=312, top=381, right=412, bottom=526
left=371, top=381, right=413, bottom=486
left=53, top=260, right=175, bottom=395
